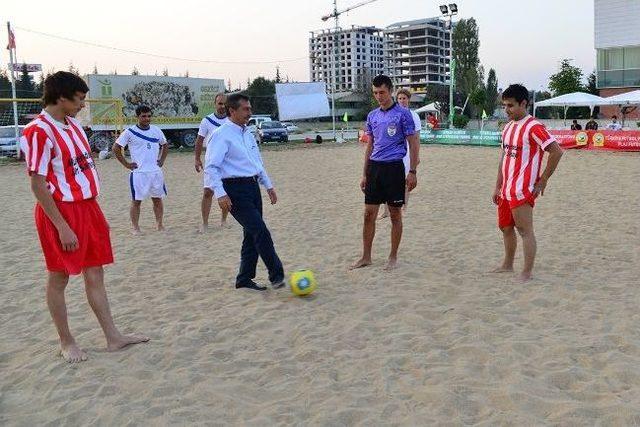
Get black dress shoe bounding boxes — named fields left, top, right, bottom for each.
left=235, top=281, right=267, bottom=291
left=270, top=279, right=285, bottom=290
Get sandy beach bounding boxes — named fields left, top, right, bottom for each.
left=1, top=143, right=639, bottom=425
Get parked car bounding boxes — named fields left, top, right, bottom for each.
left=0, top=125, right=25, bottom=157
left=247, top=115, right=272, bottom=135
left=281, top=122, right=299, bottom=133
left=257, top=121, right=288, bottom=143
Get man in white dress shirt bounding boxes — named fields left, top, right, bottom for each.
left=205, top=93, right=285, bottom=291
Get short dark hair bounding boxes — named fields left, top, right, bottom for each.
left=135, top=105, right=152, bottom=116
left=372, top=74, right=393, bottom=91
left=226, top=93, right=250, bottom=111
left=612, top=115, right=618, bottom=119
left=502, top=84, right=529, bottom=105
left=43, top=71, right=89, bottom=106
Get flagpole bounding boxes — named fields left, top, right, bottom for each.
left=7, top=22, right=20, bottom=157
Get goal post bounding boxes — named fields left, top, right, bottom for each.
left=0, top=98, right=124, bottom=157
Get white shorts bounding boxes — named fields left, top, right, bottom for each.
left=203, top=171, right=215, bottom=190
left=129, top=170, right=167, bottom=200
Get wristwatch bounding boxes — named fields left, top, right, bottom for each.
left=408, top=169, right=417, bottom=175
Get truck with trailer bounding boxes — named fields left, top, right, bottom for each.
left=81, top=74, right=225, bottom=151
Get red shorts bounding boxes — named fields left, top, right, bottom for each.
left=497, top=195, right=536, bottom=229
left=35, top=198, right=114, bottom=275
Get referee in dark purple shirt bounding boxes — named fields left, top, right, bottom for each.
left=350, top=75, right=420, bottom=271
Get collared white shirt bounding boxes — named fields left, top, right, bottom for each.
left=198, top=113, right=228, bottom=147
left=204, top=121, right=273, bottom=198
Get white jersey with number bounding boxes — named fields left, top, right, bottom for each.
left=198, top=114, right=228, bottom=147
left=115, top=125, right=167, bottom=173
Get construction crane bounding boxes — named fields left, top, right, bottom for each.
left=321, top=0, right=379, bottom=141
left=322, top=0, right=378, bottom=21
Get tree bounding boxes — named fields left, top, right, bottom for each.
left=92, top=64, right=99, bottom=74
left=162, top=67, right=169, bottom=76
left=548, top=59, right=590, bottom=119
left=17, top=64, right=37, bottom=98
left=586, top=70, right=598, bottom=95
left=131, top=67, right=139, bottom=75
left=0, top=70, right=12, bottom=98
left=452, top=18, right=482, bottom=99
left=548, top=59, right=583, bottom=96
left=275, top=66, right=282, bottom=84
left=68, top=62, right=80, bottom=75
left=469, top=87, right=487, bottom=125
left=184, top=70, right=190, bottom=78
left=484, top=68, right=499, bottom=116
left=425, top=83, right=465, bottom=121
left=532, top=90, right=554, bottom=119
left=245, top=76, right=277, bottom=117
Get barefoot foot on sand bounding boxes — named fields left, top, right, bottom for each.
left=490, top=266, right=514, bottom=273
left=383, top=257, right=398, bottom=271
left=60, top=343, right=88, bottom=363
left=518, top=271, right=533, bottom=282
left=349, top=258, right=372, bottom=270
left=107, top=334, right=150, bottom=352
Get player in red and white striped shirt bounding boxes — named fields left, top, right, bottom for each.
left=23, top=71, right=148, bottom=363
left=491, top=84, right=564, bottom=282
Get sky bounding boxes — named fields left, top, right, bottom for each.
left=3, top=0, right=595, bottom=91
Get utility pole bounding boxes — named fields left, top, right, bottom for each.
left=439, top=4, right=458, bottom=128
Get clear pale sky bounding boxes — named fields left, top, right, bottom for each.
left=3, top=0, right=595, bottom=91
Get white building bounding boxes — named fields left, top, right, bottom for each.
left=309, top=26, right=385, bottom=93
left=384, top=18, right=452, bottom=93
left=594, top=0, right=640, bottom=117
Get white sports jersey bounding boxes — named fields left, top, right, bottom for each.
left=403, top=110, right=422, bottom=174
left=116, top=125, right=167, bottom=173
left=198, top=114, right=228, bottom=146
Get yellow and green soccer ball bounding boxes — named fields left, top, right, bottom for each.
left=289, top=270, right=317, bottom=296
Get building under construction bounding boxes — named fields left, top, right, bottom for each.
left=384, top=17, right=452, bottom=93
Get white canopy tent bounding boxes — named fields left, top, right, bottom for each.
left=414, top=102, right=439, bottom=114
left=598, top=89, right=640, bottom=106
left=533, top=92, right=606, bottom=124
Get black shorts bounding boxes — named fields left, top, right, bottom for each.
left=364, top=160, right=406, bottom=207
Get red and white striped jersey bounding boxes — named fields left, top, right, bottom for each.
left=21, top=110, right=100, bottom=202
left=500, top=115, right=556, bottom=201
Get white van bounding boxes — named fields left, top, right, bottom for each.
left=247, top=115, right=272, bottom=134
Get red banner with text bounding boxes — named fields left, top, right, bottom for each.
left=549, top=130, right=640, bottom=151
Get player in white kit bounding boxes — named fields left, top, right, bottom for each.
left=194, top=93, right=228, bottom=232
left=113, top=105, right=169, bottom=234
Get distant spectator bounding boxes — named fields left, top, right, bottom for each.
left=606, top=115, right=622, bottom=131
left=570, top=120, right=582, bottom=131
left=585, top=117, right=598, bottom=130
left=427, top=112, right=439, bottom=130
